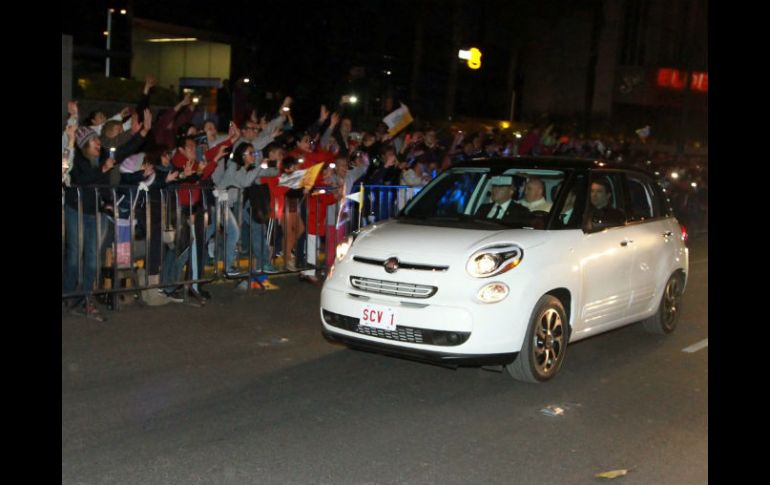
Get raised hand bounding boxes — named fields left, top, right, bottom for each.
left=102, top=157, right=116, bottom=173
left=65, top=124, right=77, bottom=147
left=215, top=144, right=230, bottom=161
left=320, top=105, right=330, bottom=122
left=144, top=75, right=156, bottom=94
left=228, top=121, right=241, bottom=142
left=330, top=112, right=340, bottom=128
left=139, top=108, right=152, bottom=136
left=183, top=160, right=194, bottom=177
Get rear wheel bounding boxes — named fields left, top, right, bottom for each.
left=506, top=295, right=568, bottom=383
left=642, top=273, right=684, bottom=334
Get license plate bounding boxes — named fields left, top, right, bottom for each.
left=360, top=304, right=397, bottom=331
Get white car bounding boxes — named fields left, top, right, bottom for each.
left=321, top=158, right=689, bottom=382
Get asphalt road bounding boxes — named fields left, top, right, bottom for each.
left=62, top=236, right=708, bottom=485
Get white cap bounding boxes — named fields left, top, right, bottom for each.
left=490, top=175, right=513, bottom=186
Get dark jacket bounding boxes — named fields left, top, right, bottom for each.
left=64, top=133, right=147, bottom=214
left=476, top=201, right=530, bottom=220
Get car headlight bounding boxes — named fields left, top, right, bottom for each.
left=336, top=234, right=356, bottom=262
left=466, top=244, right=523, bottom=278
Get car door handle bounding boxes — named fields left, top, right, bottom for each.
left=620, top=239, right=634, bottom=247
left=662, top=231, right=673, bottom=238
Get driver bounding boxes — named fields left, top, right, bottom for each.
left=477, top=176, right=529, bottom=219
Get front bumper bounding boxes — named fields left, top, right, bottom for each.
left=322, top=329, right=519, bottom=367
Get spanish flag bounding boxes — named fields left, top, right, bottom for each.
left=383, top=103, right=414, bottom=137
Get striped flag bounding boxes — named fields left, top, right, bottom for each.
left=383, top=103, right=414, bottom=137
left=278, top=162, right=325, bottom=190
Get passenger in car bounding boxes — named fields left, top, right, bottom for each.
left=588, top=178, right=625, bottom=227
left=517, top=177, right=553, bottom=212
left=477, top=176, right=529, bottom=219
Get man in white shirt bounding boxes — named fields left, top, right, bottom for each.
left=518, top=176, right=553, bottom=212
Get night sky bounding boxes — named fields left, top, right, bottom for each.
left=63, top=0, right=707, bottom=143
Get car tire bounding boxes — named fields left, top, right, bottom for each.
left=506, top=295, right=568, bottom=383
left=642, top=273, right=684, bottom=335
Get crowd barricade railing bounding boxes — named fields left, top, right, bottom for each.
left=61, top=183, right=423, bottom=306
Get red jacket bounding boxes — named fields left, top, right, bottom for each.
left=264, top=175, right=282, bottom=220
left=171, top=139, right=230, bottom=206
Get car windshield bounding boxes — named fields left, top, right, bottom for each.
left=400, top=166, right=569, bottom=230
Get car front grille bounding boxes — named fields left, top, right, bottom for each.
left=322, top=310, right=469, bottom=346
left=353, top=256, right=449, bottom=272
left=349, top=276, right=437, bottom=299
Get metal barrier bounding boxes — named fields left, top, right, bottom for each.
left=61, top=183, right=421, bottom=307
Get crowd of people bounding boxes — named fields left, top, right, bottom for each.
left=62, top=75, right=707, bottom=321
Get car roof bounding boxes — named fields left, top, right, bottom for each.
left=452, top=156, right=658, bottom=178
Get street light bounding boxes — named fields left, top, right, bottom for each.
left=106, top=7, right=127, bottom=78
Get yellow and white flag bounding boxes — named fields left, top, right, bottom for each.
left=278, top=162, right=325, bottom=190
left=345, top=190, right=364, bottom=204
left=383, top=103, right=414, bottom=137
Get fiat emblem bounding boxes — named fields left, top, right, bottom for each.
left=384, top=257, right=399, bottom=273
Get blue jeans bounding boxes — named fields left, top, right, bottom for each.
left=160, top=245, right=189, bottom=291
left=242, top=205, right=271, bottom=270
left=63, top=205, right=108, bottom=296
left=223, top=206, right=240, bottom=269
left=205, top=203, right=240, bottom=269
left=159, top=215, right=201, bottom=291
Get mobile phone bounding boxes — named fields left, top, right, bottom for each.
left=109, top=147, right=116, bottom=158
left=282, top=107, right=291, bottom=112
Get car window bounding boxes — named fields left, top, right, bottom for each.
left=625, top=173, right=656, bottom=222
left=653, top=180, right=675, bottom=217
left=401, top=167, right=567, bottom=229
left=553, top=173, right=588, bottom=229
left=404, top=170, right=488, bottom=218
